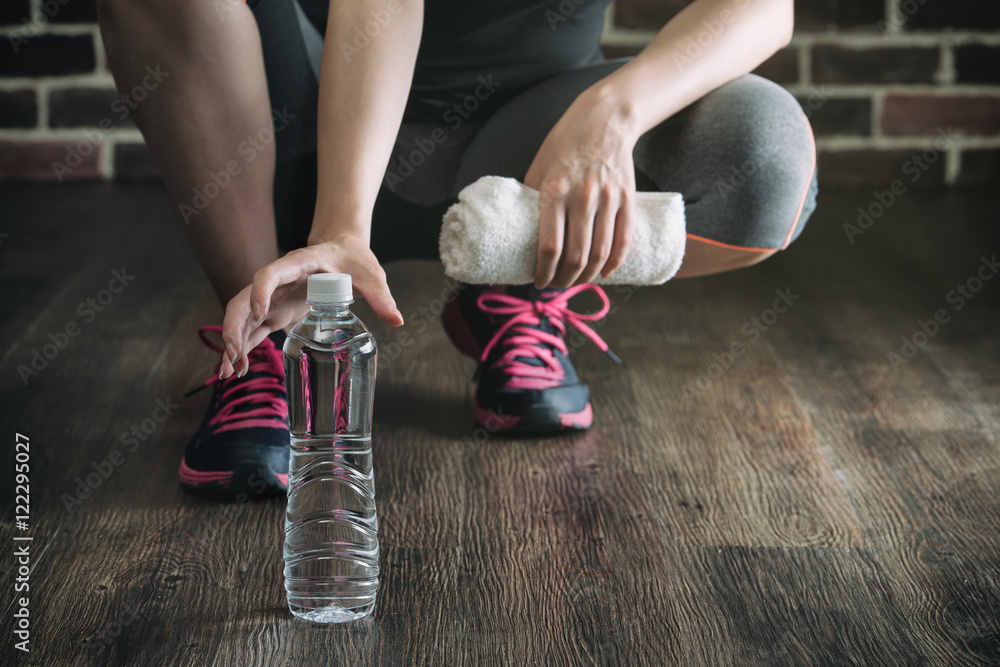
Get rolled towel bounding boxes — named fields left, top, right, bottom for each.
left=439, top=176, right=686, bottom=286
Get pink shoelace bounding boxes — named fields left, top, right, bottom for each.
left=183, top=325, right=288, bottom=434
left=477, top=284, right=621, bottom=390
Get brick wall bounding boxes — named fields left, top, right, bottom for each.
left=0, top=0, right=157, bottom=180
left=604, top=0, right=1000, bottom=187
left=1, top=0, right=999, bottom=185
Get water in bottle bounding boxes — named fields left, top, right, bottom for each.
left=282, top=272, right=379, bottom=623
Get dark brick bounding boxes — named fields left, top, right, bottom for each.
left=812, top=45, right=938, bottom=84
left=818, top=149, right=945, bottom=188
left=600, top=44, right=645, bottom=60
left=882, top=95, right=1000, bottom=136
left=0, top=139, right=101, bottom=180
left=0, top=0, right=31, bottom=26
left=753, top=47, right=799, bottom=84
left=794, top=0, right=884, bottom=31
left=114, top=143, right=160, bottom=180
left=0, top=89, right=37, bottom=128
left=955, top=45, right=1000, bottom=85
left=45, top=0, right=98, bottom=23
left=799, top=97, right=871, bottom=136
left=618, top=0, right=886, bottom=32
left=614, top=0, right=691, bottom=30
left=0, top=35, right=95, bottom=77
left=49, top=87, right=134, bottom=128
left=956, top=149, right=1000, bottom=188
left=903, top=0, right=1000, bottom=31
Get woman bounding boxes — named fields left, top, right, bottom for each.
left=98, top=0, right=816, bottom=497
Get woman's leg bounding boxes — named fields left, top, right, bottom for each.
left=98, top=0, right=326, bottom=497
left=450, top=60, right=818, bottom=273
left=433, top=60, right=816, bottom=434
left=97, top=0, right=282, bottom=308
left=632, top=74, right=818, bottom=277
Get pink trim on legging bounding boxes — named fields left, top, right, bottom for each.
left=780, top=114, right=817, bottom=250
left=687, top=113, right=817, bottom=254
left=684, top=234, right=777, bottom=253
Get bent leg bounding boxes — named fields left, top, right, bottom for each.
left=451, top=62, right=817, bottom=279
left=632, top=74, right=817, bottom=277
left=97, top=0, right=281, bottom=307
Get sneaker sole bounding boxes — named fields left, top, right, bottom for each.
left=473, top=401, right=593, bottom=435
left=179, top=459, right=288, bottom=500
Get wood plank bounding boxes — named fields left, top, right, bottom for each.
left=773, top=190, right=1000, bottom=665
left=2, top=182, right=998, bottom=666
left=616, top=277, right=865, bottom=548
left=662, top=545, right=925, bottom=666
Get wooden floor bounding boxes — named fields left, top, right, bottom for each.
left=1, top=182, right=999, bottom=666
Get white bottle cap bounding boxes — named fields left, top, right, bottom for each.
left=307, top=273, right=353, bottom=304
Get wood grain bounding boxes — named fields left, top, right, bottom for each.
left=1, top=183, right=998, bottom=665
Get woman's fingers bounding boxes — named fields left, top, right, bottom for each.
left=357, top=262, right=403, bottom=326
left=219, top=350, right=235, bottom=380
left=249, top=252, right=315, bottom=326
left=219, top=244, right=402, bottom=380
left=552, top=183, right=597, bottom=287
left=220, top=288, right=253, bottom=379
left=575, top=187, right=617, bottom=285
left=534, top=189, right=566, bottom=289
left=602, top=190, right=634, bottom=278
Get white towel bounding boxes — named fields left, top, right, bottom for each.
left=439, top=176, right=686, bottom=286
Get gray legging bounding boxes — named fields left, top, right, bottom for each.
left=249, top=0, right=819, bottom=263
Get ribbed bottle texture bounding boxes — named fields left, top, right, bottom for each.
left=282, top=294, right=378, bottom=624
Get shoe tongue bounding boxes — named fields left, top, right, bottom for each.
left=505, top=284, right=566, bottom=334
left=493, top=284, right=566, bottom=366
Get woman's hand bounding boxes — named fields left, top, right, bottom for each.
left=218, top=234, right=403, bottom=379
left=524, top=85, right=639, bottom=288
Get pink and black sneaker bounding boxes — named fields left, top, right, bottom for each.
left=179, top=325, right=290, bottom=499
left=442, top=283, right=621, bottom=434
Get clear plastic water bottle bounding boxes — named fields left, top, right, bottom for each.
left=282, top=272, right=379, bottom=623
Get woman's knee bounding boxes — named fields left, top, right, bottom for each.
left=699, top=74, right=817, bottom=250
